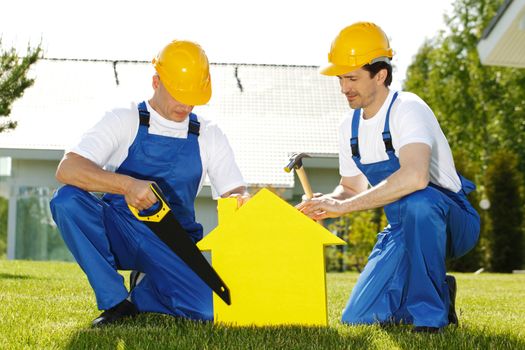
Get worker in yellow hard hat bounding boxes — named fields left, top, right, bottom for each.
left=298, top=22, right=480, bottom=333
left=50, top=40, right=249, bottom=326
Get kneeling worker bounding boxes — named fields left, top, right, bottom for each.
left=298, top=22, right=480, bottom=333
left=51, top=40, right=248, bottom=326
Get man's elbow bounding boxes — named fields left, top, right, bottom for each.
left=55, top=165, right=67, bottom=184
left=55, top=157, right=72, bottom=184
left=412, top=171, right=430, bottom=191
left=400, top=167, right=430, bottom=193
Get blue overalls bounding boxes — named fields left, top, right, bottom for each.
left=50, top=102, right=213, bottom=321
left=341, top=92, right=480, bottom=328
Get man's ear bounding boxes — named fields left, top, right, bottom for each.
left=376, top=68, right=387, bottom=85
left=152, top=74, right=160, bottom=89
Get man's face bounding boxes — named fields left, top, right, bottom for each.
left=337, top=68, right=381, bottom=110
left=153, top=75, right=194, bottom=122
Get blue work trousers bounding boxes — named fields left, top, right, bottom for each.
left=50, top=185, right=213, bottom=321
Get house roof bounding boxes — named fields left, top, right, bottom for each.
left=0, top=58, right=348, bottom=187
left=477, top=0, right=525, bottom=68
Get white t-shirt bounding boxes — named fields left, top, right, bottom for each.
left=338, top=90, right=461, bottom=192
left=69, top=100, right=245, bottom=198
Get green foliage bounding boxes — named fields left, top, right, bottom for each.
left=404, top=0, right=525, bottom=177
left=1, top=260, right=524, bottom=349
left=0, top=196, right=6, bottom=258
left=404, top=0, right=525, bottom=271
left=486, top=149, right=524, bottom=272
left=327, top=209, right=385, bottom=272
left=0, top=39, right=41, bottom=132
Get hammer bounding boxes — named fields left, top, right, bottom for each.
left=284, top=153, right=313, bottom=199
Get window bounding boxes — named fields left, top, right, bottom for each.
left=15, top=186, right=73, bottom=261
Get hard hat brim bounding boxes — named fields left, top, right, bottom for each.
left=165, top=85, right=212, bottom=106
left=319, top=63, right=361, bottom=76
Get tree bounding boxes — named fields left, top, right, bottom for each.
left=327, top=208, right=385, bottom=272
left=0, top=41, right=41, bottom=256
left=404, top=0, right=525, bottom=178
left=0, top=40, right=41, bottom=133
left=404, top=0, right=525, bottom=270
left=486, top=149, right=524, bottom=272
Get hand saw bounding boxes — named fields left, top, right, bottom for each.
left=129, top=183, right=231, bottom=305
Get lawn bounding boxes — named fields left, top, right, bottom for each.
left=0, top=260, right=524, bottom=350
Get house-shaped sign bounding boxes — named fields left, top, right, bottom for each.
left=197, top=188, right=346, bottom=326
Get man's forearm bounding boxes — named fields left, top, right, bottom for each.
left=341, top=167, right=427, bottom=213
left=56, top=153, right=134, bottom=194
left=338, top=143, right=431, bottom=213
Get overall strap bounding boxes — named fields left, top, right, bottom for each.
left=350, top=108, right=361, bottom=157
left=188, top=113, right=200, bottom=136
left=138, top=101, right=200, bottom=137
left=138, top=101, right=150, bottom=127
left=382, top=91, right=399, bottom=154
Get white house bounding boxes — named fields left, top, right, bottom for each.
left=477, top=0, right=525, bottom=67
left=0, top=58, right=349, bottom=261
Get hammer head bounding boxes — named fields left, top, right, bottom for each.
left=284, top=153, right=311, bottom=173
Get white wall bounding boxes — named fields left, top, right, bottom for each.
left=195, top=196, right=219, bottom=236
left=0, top=157, right=10, bottom=176
left=10, top=159, right=61, bottom=188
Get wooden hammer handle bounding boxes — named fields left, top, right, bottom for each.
left=295, top=167, right=313, bottom=199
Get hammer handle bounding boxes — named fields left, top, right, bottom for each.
left=296, top=167, right=313, bottom=199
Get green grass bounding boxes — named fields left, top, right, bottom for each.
left=0, top=260, right=524, bottom=350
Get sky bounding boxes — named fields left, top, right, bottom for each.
left=0, top=0, right=455, bottom=90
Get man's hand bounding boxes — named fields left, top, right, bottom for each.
left=125, top=179, right=158, bottom=211
left=296, top=196, right=346, bottom=220
left=295, top=175, right=366, bottom=221
left=222, top=186, right=250, bottom=207
left=228, top=192, right=251, bottom=207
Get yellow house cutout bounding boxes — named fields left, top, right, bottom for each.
left=197, top=188, right=346, bottom=326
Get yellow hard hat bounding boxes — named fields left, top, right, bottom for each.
left=152, top=40, right=212, bottom=105
left=320, top=22, right=393, bottom=76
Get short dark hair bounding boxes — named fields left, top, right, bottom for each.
left=362, top=61, right=392, bottom=87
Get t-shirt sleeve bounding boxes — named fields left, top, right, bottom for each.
left=393, top=101, right=435, bottom=149
left=69, top=110, right=129, bottom=168
left=338, top=116, right=362, bottom=177
left=205, top=124, right=246, bottom=198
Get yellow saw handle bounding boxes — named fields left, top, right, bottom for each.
left=128, top=183, right=170, bottom=222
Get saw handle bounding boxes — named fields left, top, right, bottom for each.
left=128, top=183, right=170, bottom=222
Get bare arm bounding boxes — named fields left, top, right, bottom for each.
left=56, top=152, right=158, bottom=210
left=298, top=143, right=431, bottom=219
left=325, top=174, right=369, bottom=200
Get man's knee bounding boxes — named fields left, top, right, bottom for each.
left=50, top=185, right=88, bottom=214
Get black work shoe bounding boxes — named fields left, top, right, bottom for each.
left=446, top=274, right=459, bottom=326
left=92, top=300, right=139, bottom=327
left=412, top=326, right=443, bottom=333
